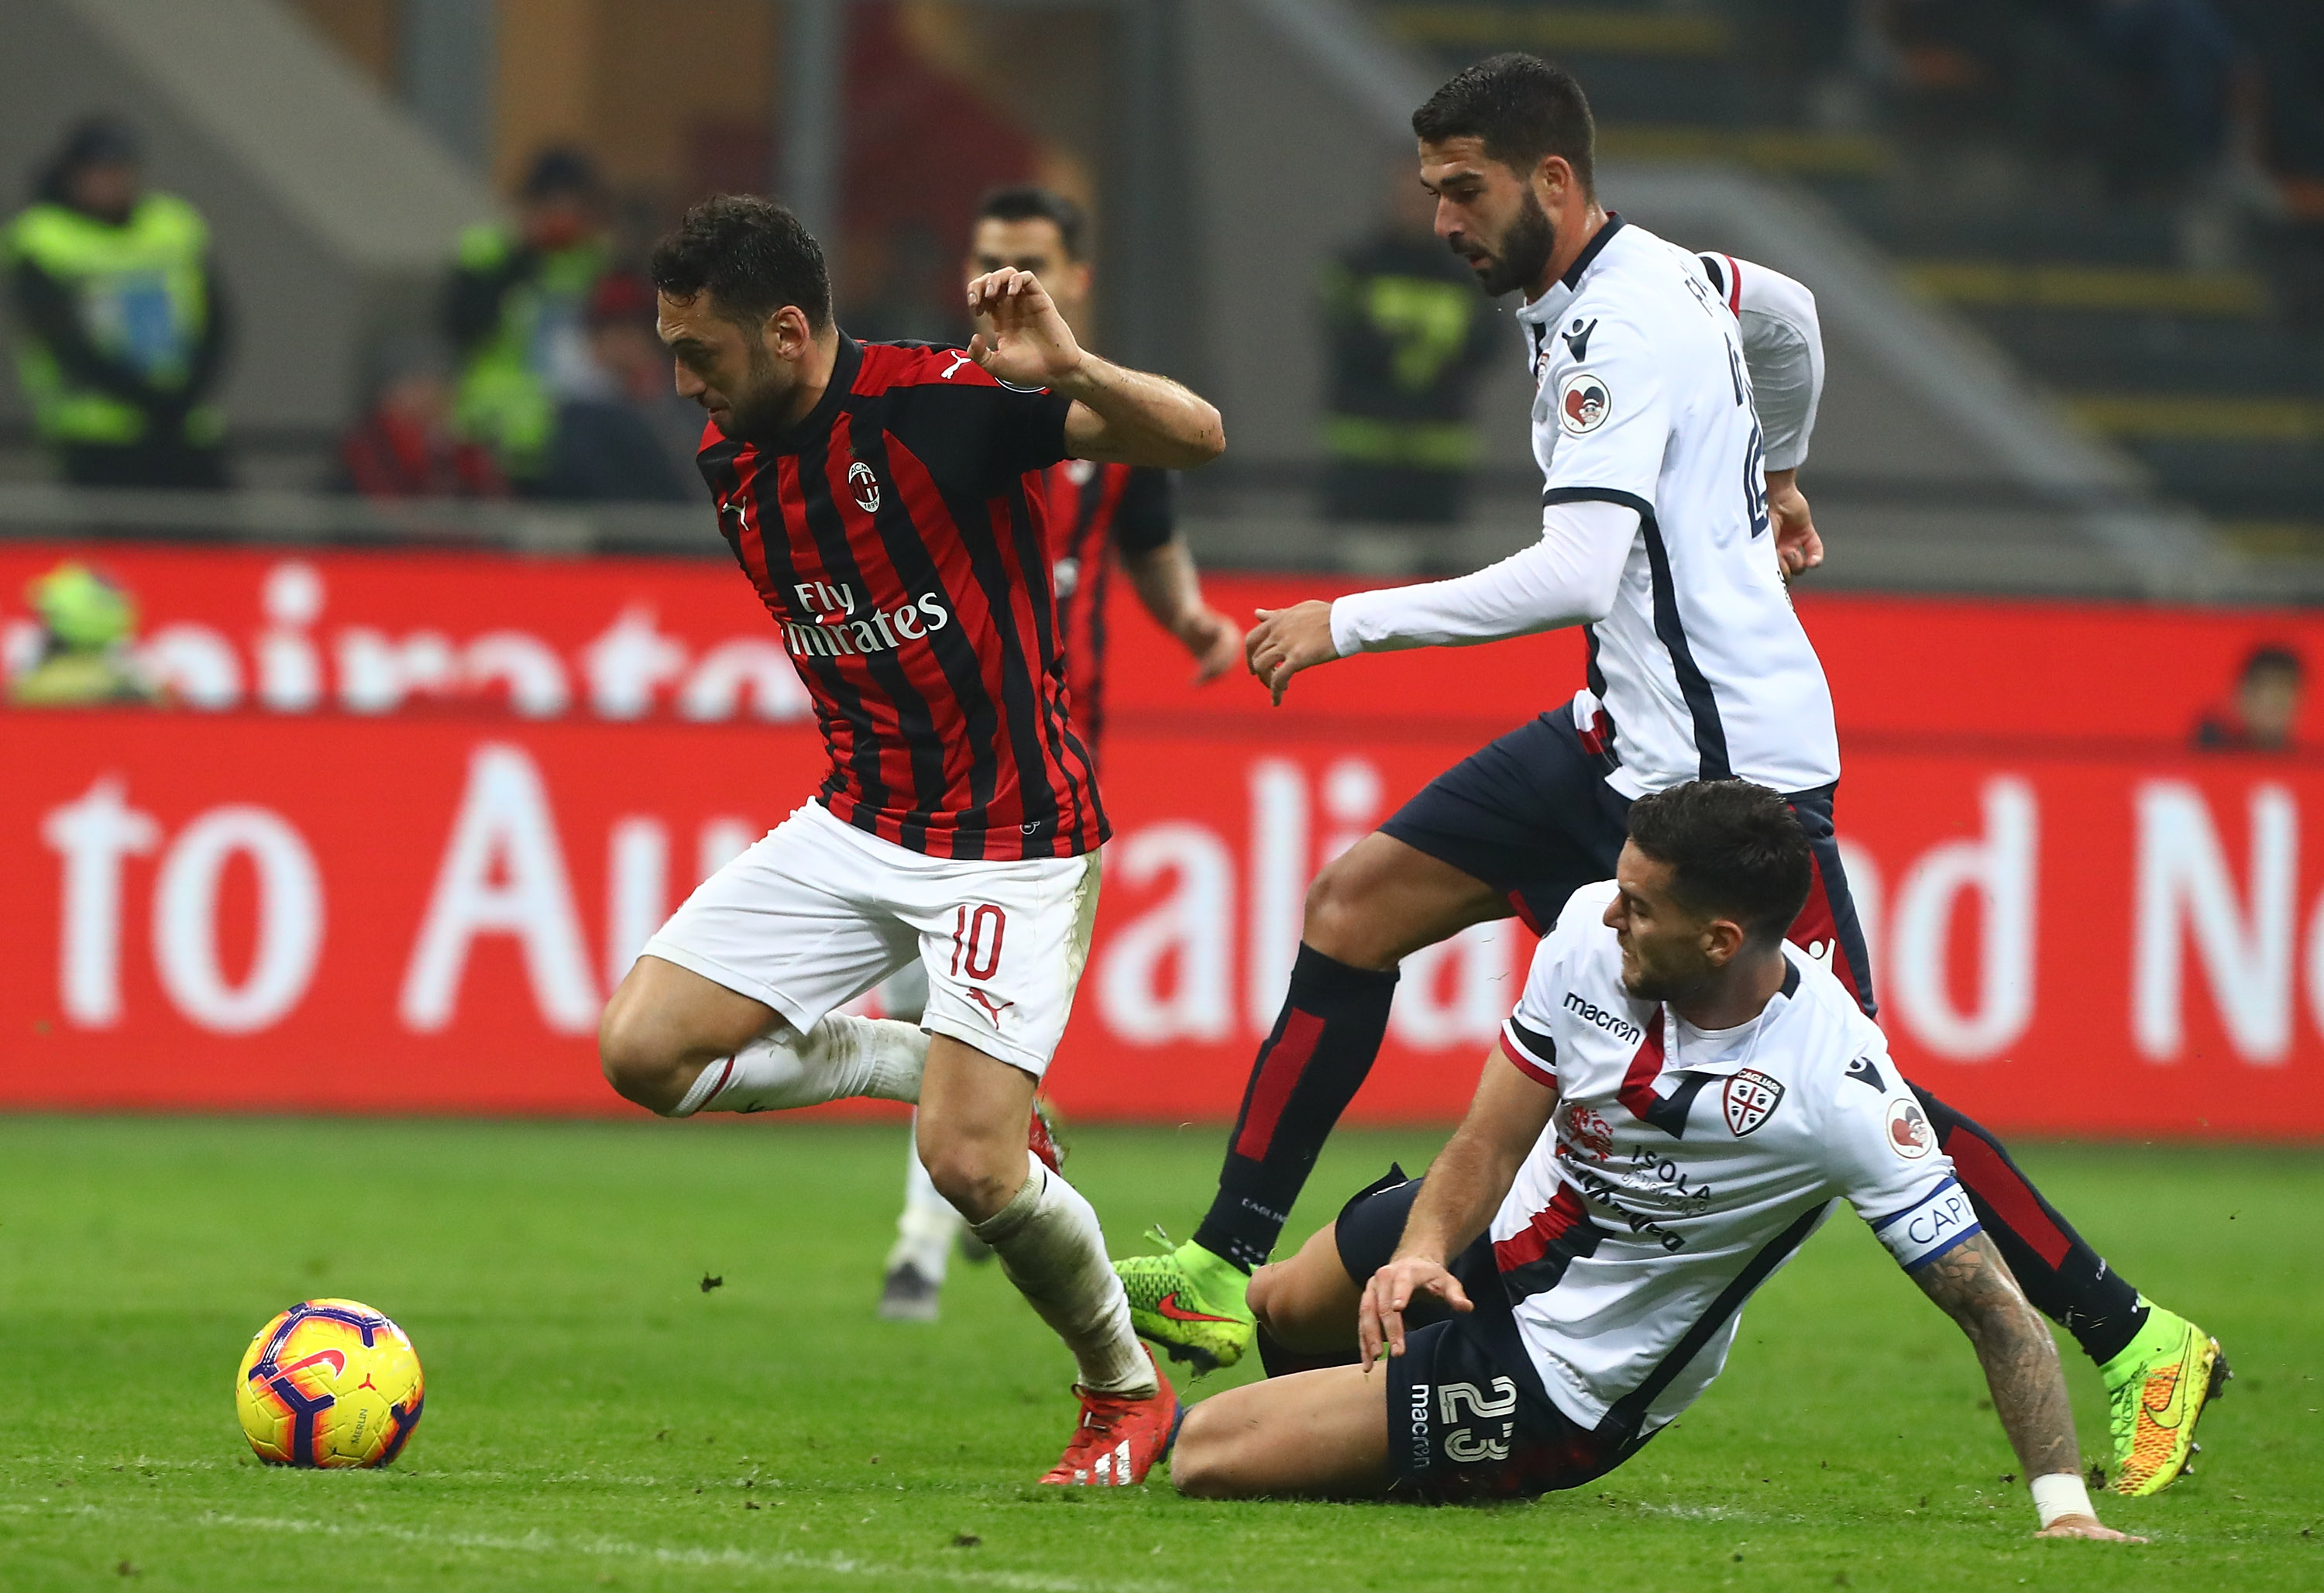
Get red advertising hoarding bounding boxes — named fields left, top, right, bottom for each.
left=5, top=541, right=2322, bottom=1135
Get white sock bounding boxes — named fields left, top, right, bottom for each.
left=970, top=1166, right=1153, bottom=1397
left=673, top=1015, right=927, bottom=1116
left=883, top=1113, right=962, bottom=1280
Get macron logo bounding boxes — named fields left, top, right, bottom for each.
left=1563, top=990, right=1643, bottom=1044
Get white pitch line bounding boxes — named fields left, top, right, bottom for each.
left=2, top=1501, right=1194, bottom=1593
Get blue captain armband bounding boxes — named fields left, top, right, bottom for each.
left=1867, top=1177, right=1981, bottom=1271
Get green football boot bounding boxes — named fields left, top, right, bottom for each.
left=1114, top=1231, right=1255, bottom=1374
left=2100, top=1299, right=2229, bottom=1495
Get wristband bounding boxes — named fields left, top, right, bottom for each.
left=2029, top=1471, right=2093, bottom=1527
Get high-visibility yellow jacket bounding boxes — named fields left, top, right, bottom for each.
left=443, top=224, right=607, bottom=478
left=3, top=193, right=225, bottom=446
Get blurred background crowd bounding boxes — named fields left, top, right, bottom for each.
left=0, top=0, right=2319, bottom=580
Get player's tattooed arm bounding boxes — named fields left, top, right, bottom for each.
left=1913, top=1233, right=2078, bottom=1478
left=1358, top=1046, right=1556, bottom=1367
left=1912, top=1232, right=2138, bottom=1540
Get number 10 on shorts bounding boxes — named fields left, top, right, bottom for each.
left=950, top=903, right=1007, bottom=980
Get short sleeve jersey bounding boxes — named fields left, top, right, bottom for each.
left=1490, top=883, right=1975, bottom=1440
left=698, top=335, right=1107, bottom=860
left=1515, top=218, right=1839, bottom=800
left=1038, top=461, right=1173, bottom=755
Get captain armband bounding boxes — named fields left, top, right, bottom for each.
left=1866, top=1176, right=1980, bottom=1271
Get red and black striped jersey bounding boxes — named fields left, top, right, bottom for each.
left=1037, top=461, right=1173, bottom=754
left=697, top=335, right=1106, bottom=861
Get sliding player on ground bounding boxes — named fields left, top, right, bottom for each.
left=1122, top=54, right=2223, bottom=1496
left=879, top=184, right=1242, bottom=1322
left=1171, top=782, right=2140, bottom=1547
left=597, top=194, right=1224, bottom=1485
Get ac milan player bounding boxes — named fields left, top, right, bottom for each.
left=878, top=184, right=1243, bottom=1322
left=1120, top=56, right=2224, bottom=1498
left=596, top=194, right=1223, bottom=1485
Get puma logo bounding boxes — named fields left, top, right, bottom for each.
left=967, top=989, right=1014, bottom=1022
left=942, top=351, right=973, bottom=380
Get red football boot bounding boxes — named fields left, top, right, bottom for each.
left=1038, top=1346, right=1179, bottom=1487
left=1026, top=1095, right=1065, bottom=1175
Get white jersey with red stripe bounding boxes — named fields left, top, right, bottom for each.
left=1518, top=218, right=1840, bottom=800
left=1488, top=883, right=1973, bottom=1439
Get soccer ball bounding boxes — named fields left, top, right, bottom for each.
left=235, top=1299, right=425, bottom=1468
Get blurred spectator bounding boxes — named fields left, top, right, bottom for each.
left=8, top=561, right=158, bottom=706
left=442, top=146, right=610, bottom=488
left=2193, top=644, right=2305, bottom=752
left=336, top=338, right=505, bottom=500
left=1318, top=165, right=1500, bottom=527
left=2084, top=0, right=2250, bottom=176
left=535, top=274, right=693, bottom=502
left=2, top=118, right=232, bottom=490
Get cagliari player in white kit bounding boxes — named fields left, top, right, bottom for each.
left=1169, top=782, right=2139, bottom=1543
left=1125, top=53, right=2225, bottom=1498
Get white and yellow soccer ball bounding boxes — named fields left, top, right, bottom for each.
left=235, top=1299, right=425, bottom=1468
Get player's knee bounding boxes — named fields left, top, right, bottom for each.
left=918, top=1141, right=1021, bottom=1225
left=1168, top=1401, right=1244, bottom=1498
left=596, top=992, right=687, bottom=1116
left=1301, top=854, right=1384, bottom=962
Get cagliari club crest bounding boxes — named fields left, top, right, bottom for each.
left=1722, top=1069, right=1785, bottom=1137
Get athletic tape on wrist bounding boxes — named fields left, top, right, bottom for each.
left=2029, top=1471, right=2093, bottom=1528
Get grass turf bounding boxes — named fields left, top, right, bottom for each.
left=0, top=1116, right=2315, bottom=1591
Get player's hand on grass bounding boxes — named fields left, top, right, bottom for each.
left=1358, top=1255, right=1472, bottom=1370
left=1766, top=470, right=1822, bottom=581
left=1177, top=604, right=1243, bottom=684
left=1245, top=600, right=1339, bottom=706
left=965, top=269, right=1084, bottom=390
left=2033, top=1515, right=2147, bottom=1543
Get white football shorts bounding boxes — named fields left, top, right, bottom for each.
left=641, top=800, right=1099, bottom=1079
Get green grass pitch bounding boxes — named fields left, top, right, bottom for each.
left=0, top=1116, right=2315, bottom=1591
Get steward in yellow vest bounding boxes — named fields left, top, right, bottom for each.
left=442, top=146, right=610, bottom=486
left=3, top=119, right=231, bottom=489
left=1318, top=173, right=1498, bottom=528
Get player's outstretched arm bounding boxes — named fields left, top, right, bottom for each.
left=1911, top=1232, right=2145, bottom=1543
left=1360, top=1045, right=1555, bottom=1367
left=1122, top=540, right=1240, bottom=683
left=1243, top=499, right=1637, bottom=706
left=964, top=268, right=1223, bottom=470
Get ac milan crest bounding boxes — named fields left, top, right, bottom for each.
left=1721, top=1069, right=1784, bottom=1137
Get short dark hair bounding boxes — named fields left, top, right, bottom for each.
left=1411, top=53, right=1596, bottom=192
left=2242, top=644, right=2304, bottom=684
left=974, top=184, right=1088, bottom=261
left=1624, top=781, right=1811, bottom=947
left=520, top=145, right=603, bottom=202
left=650, top=194, right=831, bottom=331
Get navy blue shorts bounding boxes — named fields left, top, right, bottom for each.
left=1333, top=1170, right=1644, bottom=1500
left=1378, top=714, right=1879, bottom=1016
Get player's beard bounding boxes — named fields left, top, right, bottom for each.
left=720, top=338, right=793, bottom=440
left=1470, top=188, right=1556, bottom=298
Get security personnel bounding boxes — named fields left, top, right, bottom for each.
left=4, top=119, right=232, bottom=489
left=9, top=562, right=158, bottom=706
left=442, top=146, right=610, bottom=487
left=1318, top=167, right=1500, bottom=527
